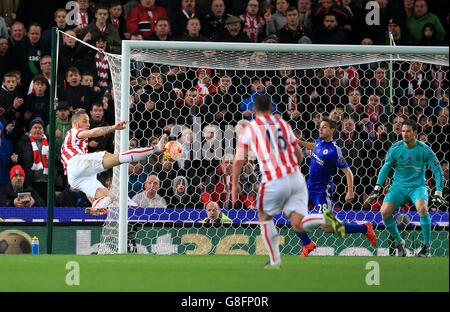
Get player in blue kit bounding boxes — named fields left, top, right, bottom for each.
left=365, top=119, right=447, bottom=257
left=297, top=117, right=377, bottom=257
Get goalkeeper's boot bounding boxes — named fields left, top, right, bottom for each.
left=416, top=244, right=430, bottom=257
left=262, top=261, right=282, bottom=270
left=299, top=241, right=316, bottom=257
left=324, top=209, right=345, bottom=238
left=364, top=222, right=377, bottom=247
left=396, top=239, right=407, bottom=257
left=155, top=134, right=168, bottom=154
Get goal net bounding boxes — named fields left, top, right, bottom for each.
left=96, top=40, right=448, bottom=256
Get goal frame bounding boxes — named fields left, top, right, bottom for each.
left=118, top=41, right=448, bottom=254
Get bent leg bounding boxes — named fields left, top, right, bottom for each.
left=416, top=198, right=431, bottom=247
left=381, top=201, right=402, bottom=243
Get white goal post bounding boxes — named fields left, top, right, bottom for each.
left=110, top=40, right=448, bottom=255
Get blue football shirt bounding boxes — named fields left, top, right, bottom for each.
left=307, top=138, right=349, bottom=192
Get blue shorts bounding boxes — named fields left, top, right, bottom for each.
left=383, top=184, right=429, bottom=210
left=308, top=185, right=333, bottom=213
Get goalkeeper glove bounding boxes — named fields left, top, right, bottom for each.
left=364, top=185, right=382, bottom=205
left=431, top=190, right=448, bottom=206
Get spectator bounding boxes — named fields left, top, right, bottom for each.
left=168, top=176, right=201, bottom=208
left=311, top=0, right=351, bottom=29
left=358, top=94, right=388, bottom=141
left=201, top=73, right=241, bottom=130
left=419, top=22, right=446, bottom=46
left=55, top=184, right=91, bottom=207
left=0, top=16, right=8, bottom=39
left=0, top=121, right=13, bottom=189
left=392, top=114, right=407, bottom=141
left=27, top=55, right=52, bottom=95
left=79, top=5, right=122, bottom=54
left=276, top=6, right=308, bottom=44
left=431, top=107, right=448, bottom=161
left=82, top=33, right=112, bottom=91
left=108, top=1, right=129, bottom=40
left=24, top=75, right=50, bottom=126
left=73, top=0, right=95, bottom=34
left=308, top=67, right=346, bottom=112
left=0, top=71, right=24, bottom=131
left=126, top=0, right=169, bottom=39
left=11, top=117, right=49, bottom=203
left=344, top=88, right=365, bottom=123
left=61, top=66, right=99, bottom=112
left=170, top=0, right=206, bottom=40
left=131, top=174, right=168, bottom=208
left=0, top=165, right=45, bottom=207
left=201, top=155, right=254, bottom=209
left=128, top=161, right=148, bottom=199
left=0, top=1, right=19, bottom=28
left=194, top=68, right=216, bottom=102
left=176, top=88, right=203, bottom=127
left=386, top=17, right=417, bottom=46
left=0, top=37, right=13, bottom=89
left=178, top=17, right=209, bottom=41
left=152, top=153, right=184, bottom=200
left=42, top=8, right=74, bottom=45
left=8, top=21, right=26, bottom=50
left=145, top=17, right=174, bottom=41
left=46, top=101, right=71, bottom=151
left=340, top=0, right=366, bottom=44
left=276, top=76, right=309, bottom=131
left=361, top=65, right=402, bottom=106
left=201, top=201, right=232, bottom=224
left=88, top=102, right=114, bottom=153
left=239, top=0, right=265, bottom=43
left=406, top=0, right=446, bottom=42
left=264, top=0, right=289, bottom=36
left=14, top=22, right=50, bottom=89
left=240, top=77, right=277, bottom=121
left=400, top=61, right=432, bottom=101
left=59, top=30, right=87, bottom=77
left=212, top=15, right=250, bottom=42
left=202, top=0, right=231, bottom=41
left=297, top=0, right=313, bottom=30
left=314, top=13, right=349, bottom=44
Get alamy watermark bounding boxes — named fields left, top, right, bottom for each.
left=365, top=1, right=380, bottom=26
left=365, top=261, right=380, bottom=286
left=65, top=260, right=80, bottom=286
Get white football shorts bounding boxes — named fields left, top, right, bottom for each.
left=256, top=171, right=308, bottom=218
left=66, top=151, right=107, bottom=199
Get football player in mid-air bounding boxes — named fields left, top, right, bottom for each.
left=365, top=119, right=446, bottom=257
left=61, top=110, right=167, bottom=216
left=297, top=117, right=377, bottom=257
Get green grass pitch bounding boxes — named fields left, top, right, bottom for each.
left=0, top=255, right=448, bottom=292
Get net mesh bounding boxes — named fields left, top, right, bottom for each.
left=96, top=42, right=448, bottom=256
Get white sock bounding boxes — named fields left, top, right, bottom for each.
left=260, top=220, right=281, bottom=265
left=118, top=147, right=156, bottom=163
left=92, top=196, right=112, bottom=209
left=301, top=214, right=326, bottom=232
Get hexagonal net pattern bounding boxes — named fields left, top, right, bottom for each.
left=97, top=43, right=448, bottom=257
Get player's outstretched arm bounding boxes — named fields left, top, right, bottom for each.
left=78, top=120, right=128, bottom=139
left=298, top=139, right=315, bottom=150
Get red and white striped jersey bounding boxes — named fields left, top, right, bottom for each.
left=239, top=14, right=264, bottom=43
left=61, top=128, right=89, bottom=172
left=237, top=114, right=300, bottom=183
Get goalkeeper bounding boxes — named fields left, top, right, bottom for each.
left=365, top=119, right=447, bottom=257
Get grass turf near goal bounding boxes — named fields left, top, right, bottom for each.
left=1, top=255, right=447, bottom=292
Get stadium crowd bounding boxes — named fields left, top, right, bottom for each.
left=0, top=0, right=448, bottom=212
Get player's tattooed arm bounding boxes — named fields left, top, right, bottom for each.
left=79, top=121, right=128, bottom=138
